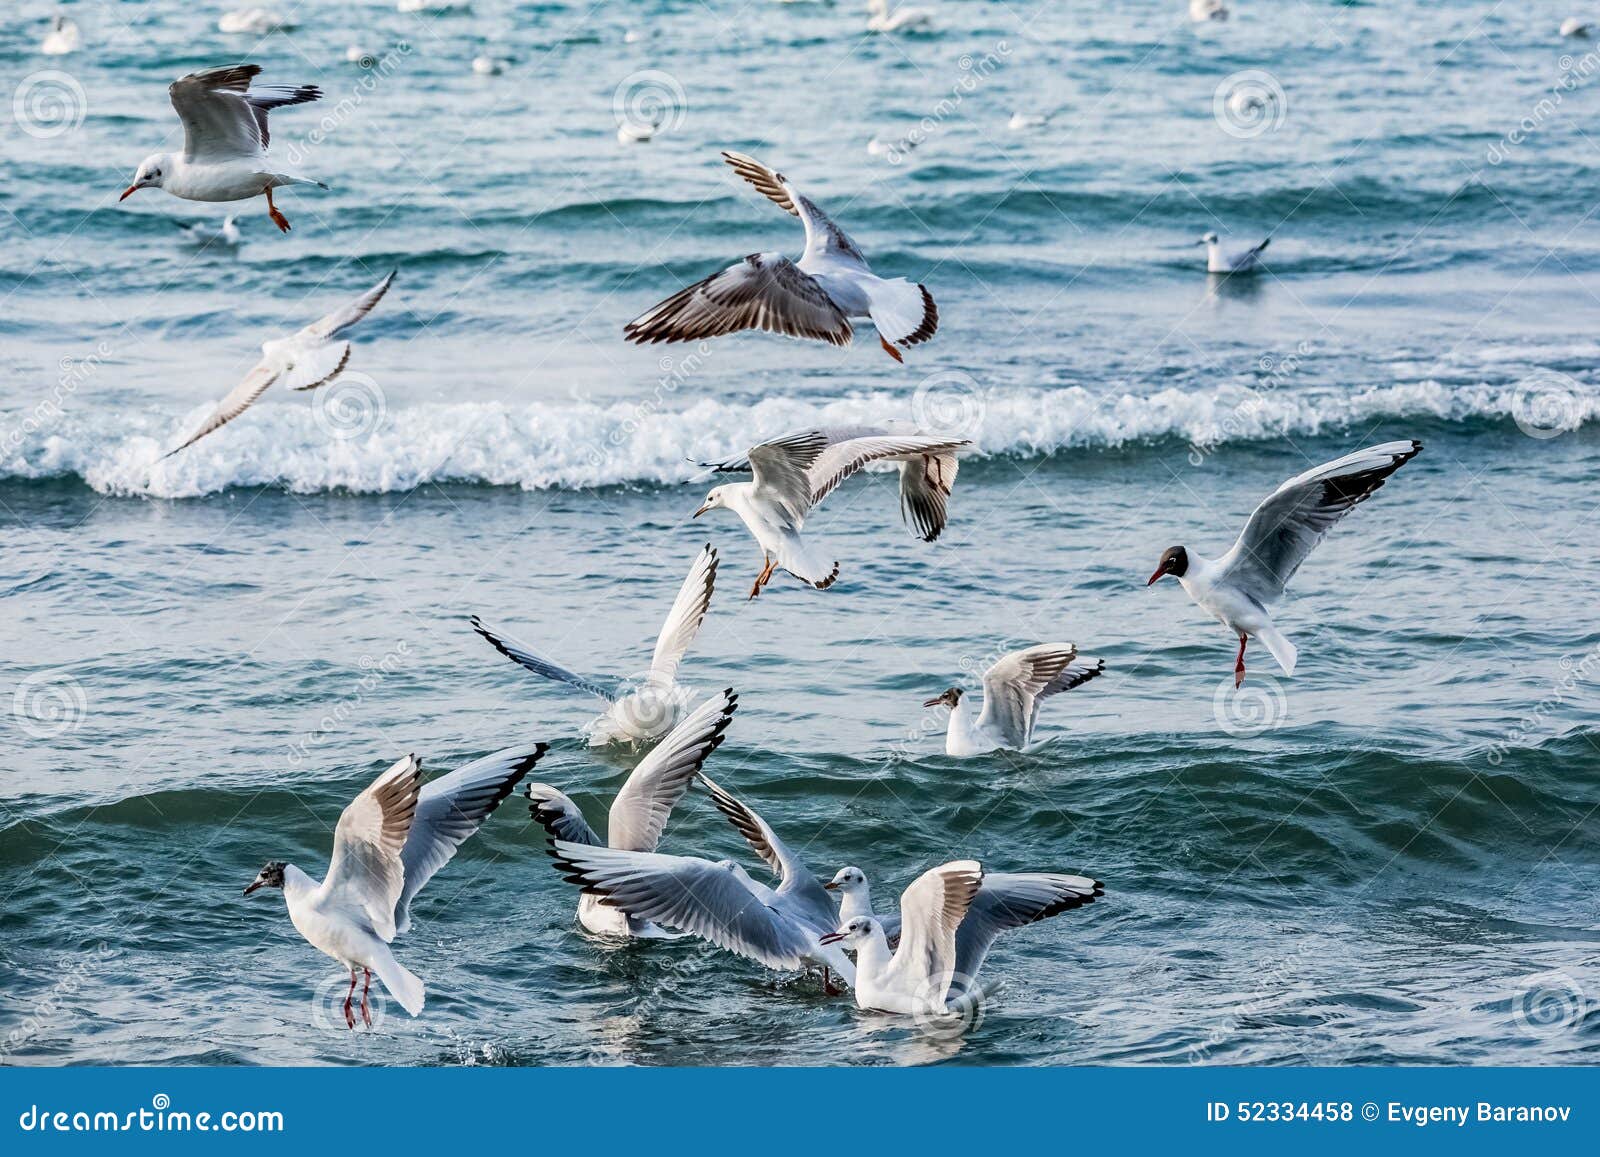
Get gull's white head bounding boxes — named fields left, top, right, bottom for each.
left=122, top=153, right=175, bottom=201
left=692, top=486, right=729, bottom=519
left=1198, top=231, right=1220, bottom=247
left=825, top=866, right=869, bottom=896
left=819, top=916, right=880, bottom=947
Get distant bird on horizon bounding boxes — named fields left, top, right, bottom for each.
left=243, top=745, right=543, bottom=1027
left=161, top=271, right=394, bottom=458
left=1147, top=441, right=1423, bottom=687
left=624, top=151, right=939, bottom=362
left=121, top=65, right=326, bottom=234
left=1199, top=231, right=1270, bottom=274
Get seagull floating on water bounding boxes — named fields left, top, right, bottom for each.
left=121, top=65, right=326, bottom=234
left=217, top=7, right=292, bottom=34
left=1561, top=17, right=1593, bottom=37
left=1199, top=231, right=1269, bottom=274
left=244, top=745, right=544, bottom=1027
left=162, top=271, right=393, bottom=458
left=471, top=545, right=719, bottom=747
left=923, top=643, right=1104, bottom=757
left=693, top=427, right=968, bottom=598
left=823, top=863, right=1102, bottom=1011
left=41, top=14, right=80, bottom=55
left=527, top=689, right=738, bottom=937
left=547, top=770, right=856, bottom=991
left=175, top=215, right=241, bottom=249
left=472, top=54, right=505, bottom=76
left=867, top=0, right=934, bottom=32
left=1147, top=440, right=1423, bottom=687
left=1190, top=0, right=1228, bottom=21
left=625, top=151, right=939, bottom=362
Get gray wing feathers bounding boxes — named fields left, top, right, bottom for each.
left=469, top=615, right=619, bottom=702
left=607, top=688, right=738, bottom=852
left=951, top=873, right=1103, bottom=993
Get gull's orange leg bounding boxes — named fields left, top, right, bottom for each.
left=343, top=969, right=357, bottom=1029
left=748, top=555, right=776, bottom=600
left=360, top=968, right=372, bottom=1028
left=1234, top=635, right=1247, bottom=689
left=265, top=187, right=291, bottom=233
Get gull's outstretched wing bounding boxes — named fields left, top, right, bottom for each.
left=648, top=545, right=718, bottom=685
left=976, top=645, right=1080, bottom=750
left=699, top=772, right=835, bottom=930
left=162, top=364, right=280, bottom=458
left=885, top=860, right=983, bottom=1004
left=609, top=688, right=737, bottom=852
left=319, top=754, right=422, bottom=943
left=951, top=873, right=1102, bottom=997
left=169, top=65, right=319, bottom=161
left=469, top=615, right=618, bottom=703
left=624, top=253, right=852, bottom=348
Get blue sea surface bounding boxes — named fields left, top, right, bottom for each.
left=1, top=0, right=1598, bottom=1066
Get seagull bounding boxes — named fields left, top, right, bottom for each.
left=692, top=427, right=969, bottom=598
left=823, top=864, right=1103, bottom=1006
left=345, top=45, right=369, bottom=64
left=162, top=270, right=393, bottom=458
left=175, top=215, right=241, bottom=248
left=121, top=65, right=326, bottom=234
left=1190, top=0, right=1228, bottom=21
left=217, top=7, right=292, bottom=34
left=41, top=14, right=80, bottom=55
left=867, top=0, right=934, bottom=33
left=525, top=689, right=738, bottom=938
left=1147, top=440, right=1423, bottom=687
left=243, top=744, right=544, bottom=1027
left=1199, top=231, right=1269, bottom=274
left=624, top=151, right=939, bottom=362
left=545, top=774, right=856, bottom=991
left=471, top=54, right=505, bottom=76
left=471, top=545, right=718, bottom=747
left=1561, top=17, right=1593, bottom=37
left=617, top=119, right=659, bottom=145
left=1007, top=111, right=1050, bottom=131
left=922, top=644, right=1105, bottom=757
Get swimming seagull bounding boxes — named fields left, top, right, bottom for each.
left=823, top=864, right=1103, bottom=1006
left=922, top=643, right=1105, bottom=757
left=471, top=545, right=718, bottom=747
left=692, top=427, right=969, bottom=598
left=217, top=7, right=292, bottom=34
left=175, top=215, right=242, bottom=248
left=545, top=771, right=856, bottom=990
left=1199, top=231, right=1269, bottom=274
left=1147, top=440, right=1423, bottom=687
left=1007, top=111, right=1050, bottom=131
left=243, top=744, right=545, bottom=1027
left=42, top=14, right=81, bottom=55
left=1190, top=0, right=1228, bottom=21
left=624, top=151, right=939, bottom=362
left=525, top=688, right=738, bottom=938
left=120, top=65, right=326, bottom=234
left=867, top=0, right=934, bottom=33
left=1561, top=17, right=1593, bottom=37
left=162, top=271, right=394, bottom=458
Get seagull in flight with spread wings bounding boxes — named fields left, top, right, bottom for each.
left=692, top=427, right=969, bottom=598
left=121, top=64, right=327, bottom=233
left=1147, top=440, right=1423, bottom=687
left=162, top=271, right=393, bottom=458
left=624, top=151, right=939, bottom=362
left=243, top=744, right=545, bottom=1028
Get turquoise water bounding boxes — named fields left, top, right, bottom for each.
left=2, top=1, right=1599, bottom=1066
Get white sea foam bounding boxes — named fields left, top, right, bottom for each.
left=0, top=380, right=1593, bottom=498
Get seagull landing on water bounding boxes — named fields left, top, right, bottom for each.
left=121, top=65, right=326, bottom=234
left=470, top=545, right=719, bottom=748
left=1147, top=440, right=1423, bottom=688
left=923, top=643, right=1105, bottom=757
left=624, top=151, right=939, bottom=362
left=692, top=426, right=969, bottom=598
left=161, top=271, right=393, bottom=458
left=526, top=689, right=738, bottom=938
left=547, top=770, right=856, bottom=993
left=1199, top=231, right=1269, bottom=274
left=819, top=860, right=1102, bottom=1017
left=243, top=745, right=545, bottom=1027
left=823, top=864, right=1102, bottom=1010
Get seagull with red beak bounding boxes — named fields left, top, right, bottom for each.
left=1147, top=440, right=1422, bottom=688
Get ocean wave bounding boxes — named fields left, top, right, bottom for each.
left=1, top=378, right=1594, bottom=498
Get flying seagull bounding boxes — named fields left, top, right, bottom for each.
left=1147, top=440, right=1423, bottom=687
left=121, top=64, right=326, bottom=233
left=624, top=151, right=938, bottom=362
left=243, top=744, right=544, bottom=1027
